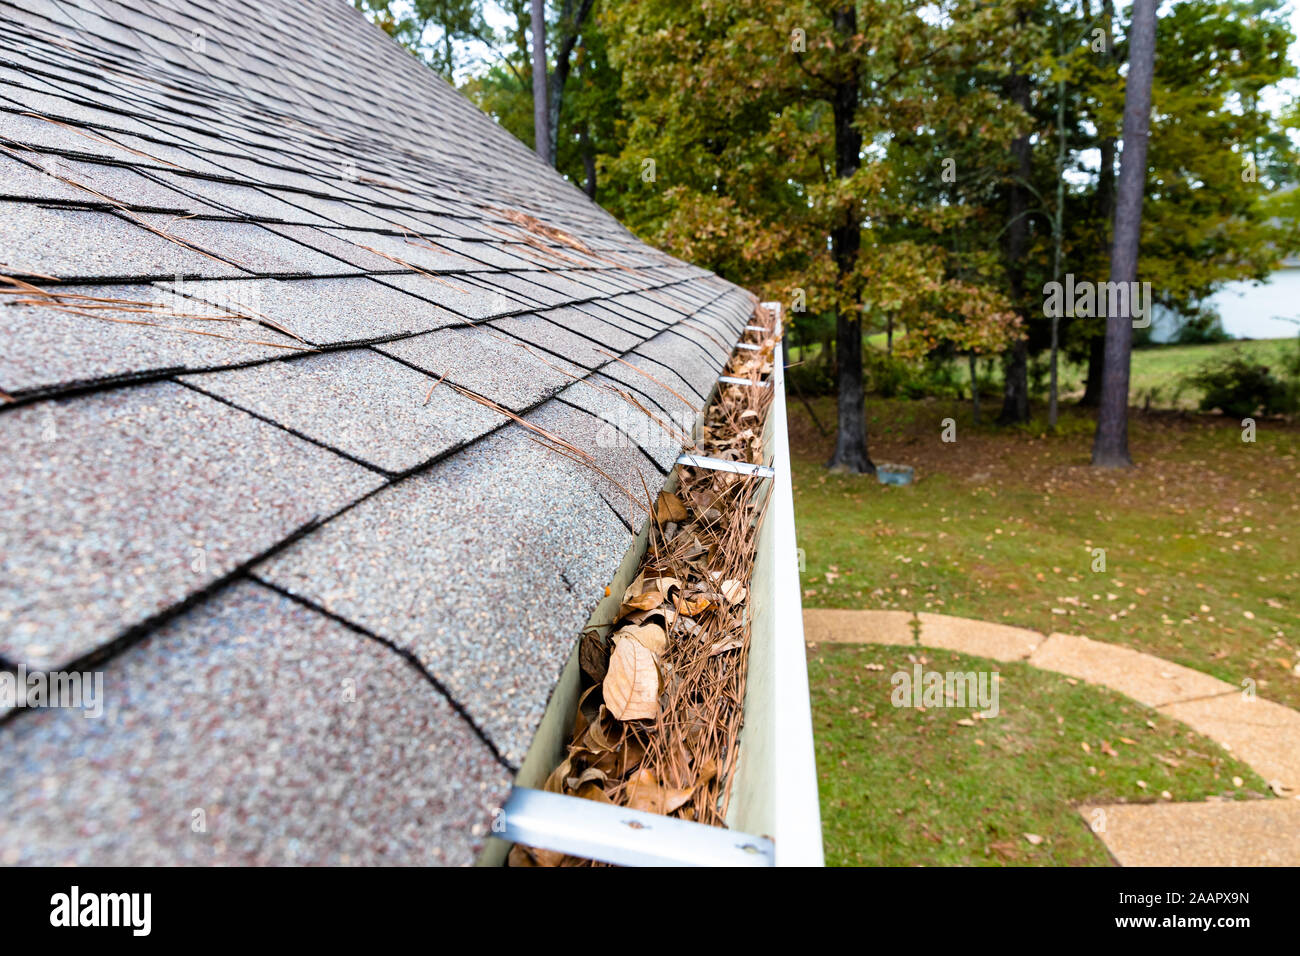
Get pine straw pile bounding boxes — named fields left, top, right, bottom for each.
left=510, top=306, right=779, bottom=867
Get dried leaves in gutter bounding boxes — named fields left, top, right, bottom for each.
left=509, top=305, right=777, bottom=867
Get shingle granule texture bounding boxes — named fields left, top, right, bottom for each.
left=0, top=581, right=510, bottom=866
left=258, top=421, right=634, bottom=766
left=0, top=282, right=306, bottom=396
left=181, top=349, right=503, bottom=474
left=0, top=381, right=382, bottom=669
left=0, top=0, right=756, bottom=865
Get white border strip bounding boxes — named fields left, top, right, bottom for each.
left=500, top=787, right=774, bottom=867
left=719, top=375, right=769, bottom=387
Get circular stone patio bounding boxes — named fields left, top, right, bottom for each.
left=803, top=608, right=1300, bottom=866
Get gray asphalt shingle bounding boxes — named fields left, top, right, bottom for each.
left=257, top=421, right=638, bottom=765
left=375, top=323, right=585, bottom=412
left=0, top=203, right=246, bottom=280
left=0, top=580, right=510, bottom=866
left=157, top=275, right=460, bottom=345
left=0, top=0, right=756, bottom=867
left=129, top=213, right=356, bottom=276
left=377, top=270, right=525, bottom=320
left=182, top=349, right=503, bottom=474
left=0, top=282, right=306, bottom=396
left=0, top=381, right=382, bottom=670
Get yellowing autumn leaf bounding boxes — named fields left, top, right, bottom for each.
left=674, top=594, right=711, bottom=616
left=603, top=637, right=660, bottom=721
left=621, top=590, right=666, bottom=615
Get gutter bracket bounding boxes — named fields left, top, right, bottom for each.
left=499, top=787, right=775, bottom=867
left=675, top=454, right=776, bottom=479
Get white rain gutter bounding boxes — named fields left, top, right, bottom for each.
left=484, top=301, right=823, bottom=867
left=722, top=302, right=824, bottom=865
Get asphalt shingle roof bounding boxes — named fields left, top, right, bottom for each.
left=0, top=0, right=754, bottom=865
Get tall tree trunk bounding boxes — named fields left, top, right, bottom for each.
left=1081, top=0, right=1117, bottom=408
left=969, top=353, right=981, bottom=425
left=1092, top=0, right=1156, bottom=467
left=998, top=64, right=1033, bottom=426
left=545, top=0, right=595, bottom=167
left=531, top=0, right=549, bottom=162
left=1048, top=39, right=1066, bottom=430
left=826, top=4, right=874, bottom=473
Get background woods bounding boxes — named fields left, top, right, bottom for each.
left=356, top=0, right=1300, bottom=467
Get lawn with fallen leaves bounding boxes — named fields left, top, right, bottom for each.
left=792, top=398, right=1300, bottom=710
left=809, top=643, right=1268, bottom=866
left=791, top=397, right=1296, bottom=865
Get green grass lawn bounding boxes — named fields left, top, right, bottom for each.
left=810, top=643, right=1269, bottom=866
left=793, top=399, right=1300, bottom=710
left=792, top=396, right=1299, bottom=865
left=1125, top=338, right=1298, bottom=408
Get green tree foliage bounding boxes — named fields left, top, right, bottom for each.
left=353, top=0, right=1300, bottom=465
left=353, top=0, right=496, bottom=78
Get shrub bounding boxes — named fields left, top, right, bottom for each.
left=864, top=351, right=963, bottom=400
left=1181, top=351, right=1299, bottom=417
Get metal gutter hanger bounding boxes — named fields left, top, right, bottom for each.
left=500, top=787, right=774, bottom=867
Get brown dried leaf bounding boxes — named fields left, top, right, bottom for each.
left=579, top=630, right=608, bottom=683
left=655, top=491, right=688, bottom=523
left=621, top=590, right=666, bottom=615
left=644, top=575, right=681, bottom=595
left=720, top=579, right=747, bottom=604
left=603, top=638, right=660, bottom=721
left=619, top=605, right=668, bottom=627
left=566, top=766, right=608, bottom=791
left=614, top=622, right=668, bottom=657
left=508, top=844, right=538, bottom=867
left=625, top=767, right=693, bottom=815
left=577, top=783, right=614, bottom=804
left=708, top=638, right=743, bottom=656
left=584, top=707, right=620, bottom=752
left=543, top=755, right=573, bottom=794
left=621, top=574, right=646, bottom=604
left=591, top=735, right=645, bottom=778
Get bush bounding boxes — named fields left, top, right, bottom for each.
left=1173, top=315, right=1231, bottom=345
left=786, top=358, right=835, bottom=397
left=1181, top=351, right=1299, bottom=417
left=865, top=351, right=963, bottom=400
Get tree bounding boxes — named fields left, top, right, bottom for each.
left=602, top=0, right=1020, bottom=473
left=1092, top=0, right=1156, bottom=467
left=825, top=4, right=872, bottom=472
left=353, top=0, right=494, bottom=79
left=531, top=0, right=549, bottom=160
left=545, top=0, right=598, bottom=166
left=1079, top=0, right=1117, bottom=408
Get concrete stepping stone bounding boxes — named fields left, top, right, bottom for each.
left=802, top=608, right=915, bottom=646
left=916, top=612, right=1041, bottom=662
left=1159, top=694, right=1300, bottom=795
left=1029, top=632, right=1235, bottom=708
left=1077, top=800, right=1300, bottom=866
